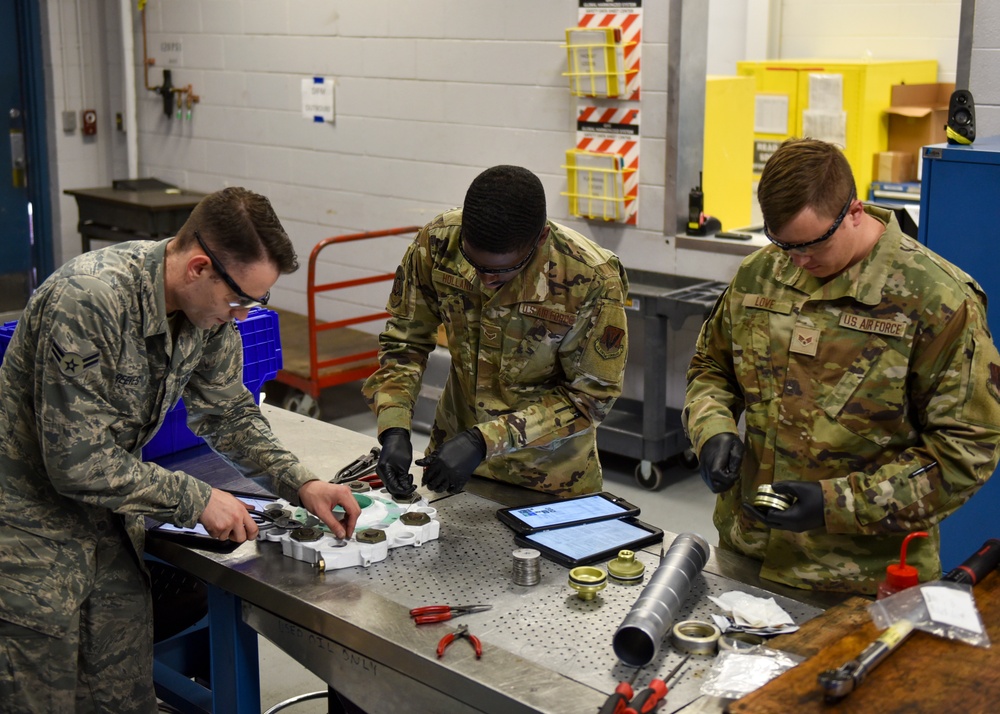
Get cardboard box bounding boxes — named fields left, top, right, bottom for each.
left=885, top=82, right=954, bottom=178
left=872, top=150, right=915, bottom=183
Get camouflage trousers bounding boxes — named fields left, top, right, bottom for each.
left=0, top=527, right=156, bottom=714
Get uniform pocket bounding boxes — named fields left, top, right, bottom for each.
left=820, top=333, right=908, bottom=446
left=500, top=308, right=571, bottom=385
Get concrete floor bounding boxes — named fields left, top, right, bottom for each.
left=254, top=382, right=717, bottom=714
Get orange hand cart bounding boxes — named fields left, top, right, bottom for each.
left=270, top=226, right=421, bottom=418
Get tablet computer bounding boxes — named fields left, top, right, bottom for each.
left=496, top=492, right=640, bottom=535
left=514, top=517, right=663, bottom=568
left=147, top=492, right=277, bottom=551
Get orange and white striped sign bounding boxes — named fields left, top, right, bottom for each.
left=576, top=106, right=640, bottom=225
left=577, top=2, right=642, bottom=100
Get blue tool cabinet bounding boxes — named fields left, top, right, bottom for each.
left=919, top=137, right=1000, bottom=569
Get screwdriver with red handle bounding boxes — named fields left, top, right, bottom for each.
left=625, top=655, right=689, bottom=714
left=598, top=669, right=641, bottom=714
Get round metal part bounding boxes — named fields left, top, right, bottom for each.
left=568, top=566, right=607, bottom=601
left=753, top=484, right=795, bottom=512
left=349, top=481, right=372, bottom=494
left=400, top=511, right=431, bottom=526
left=357, top=528, right=387, bottom=544
left=671, top=619, right=722, bottom=655
left=392, top=492, right=421, bottom=505
left=607, top=549, right=646, bottom=585
left=289, top=527, right=323, bottom=543
left=512, top=548, right=541, bottom=586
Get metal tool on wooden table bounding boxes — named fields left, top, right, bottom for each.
left=436, top=624, right=483, bottom=659
left=409, top=604, right=492, bottom=625
left=818, top=538, right=1000, bottom=702
left=333, top=446, right=380, bottom=483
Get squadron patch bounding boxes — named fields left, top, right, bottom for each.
left=595, top=325, right=625, bottom=359
left=51, top=341, right=99, bottom=377
left=988, top=363, right=1000, bottom=405
left=388, top=266, right=404, bottom=309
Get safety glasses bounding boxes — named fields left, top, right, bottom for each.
left=194, top=230, right=270, bottom=308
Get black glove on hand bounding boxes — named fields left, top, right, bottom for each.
left=743, top=481, right=825, bottom=532
left=376, top=428, right=415, bottom=498
left=698, top=433, right=745, bottom=493
left=416, top=428, right=486, bottom=494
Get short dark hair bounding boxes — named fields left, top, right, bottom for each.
left=180, top=187, right=299, bottom=273
left=462, top=165, right=546, bottom=253
left=757, top=138, right=857, bottom=235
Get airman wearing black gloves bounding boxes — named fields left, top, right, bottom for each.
left=375, top=427, right=417, bottom=498
left=361, top=166, right=629, bottom=496
left=684, top=138, right=1000, bottom=595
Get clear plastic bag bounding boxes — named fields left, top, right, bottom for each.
left=699, top=646, right=804, bottom=699
left=868, top=580, right=990, bottom=649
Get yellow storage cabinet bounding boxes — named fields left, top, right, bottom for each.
left=736, top=59, right=937, bottom=195
left=703, top=75, right=755, bottom=231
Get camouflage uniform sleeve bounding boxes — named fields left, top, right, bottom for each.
left=823, top=298, right=1000, bottom=535
left=36, top=278, right=211, bottom=528
left=684, top=287, right=744, bottom=453
left=477, top=261, right=629, bottom=457
left=361, top=231, right=440, bottom=436
left=184, top=324, right=319, bottom=504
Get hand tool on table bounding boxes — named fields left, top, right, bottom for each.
left=818, top=538, right=1000, bottom=702
left=627, top=655, right=690, bottom=714
left=409, top=604, right=492, bottom=625
left=436, top=624, right=483, bottom=659
left=598, top=668, right=641, bottom=714
left=333, top=446, right=380, bottom=483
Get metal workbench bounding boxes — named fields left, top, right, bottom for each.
left=598, top=270, right=728, bottom=490
left=148, top=405, right=843, bottom=714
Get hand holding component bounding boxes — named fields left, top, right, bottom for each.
left=698, top=433, right=744, bottom=493
left=297, top=480, right=361, bottom=539
left=409, top=604, right=492, bottom=625
left=199, top=489, right=260, bottom=542
left=417, top=428, right=486, bottom=493
left=743, top=480, right=825, bottom=532
left=436, top=624, right=482, bottom=659
left=376, top=428, right=416, bottom=498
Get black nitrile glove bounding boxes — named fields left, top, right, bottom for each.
left=416, top=428, right=486, bottom=494
left=743, top=480, right=825, bottom=532
left=698, top=433, right=745, bottom=493
left=376, top=428, right=416, bottom=498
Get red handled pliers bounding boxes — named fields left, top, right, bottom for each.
left=409, top=604, right=492, bottom=625
left=436, top=625, right=483, bottom=659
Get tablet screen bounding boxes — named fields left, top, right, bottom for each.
left=506, top=494, right=632, bottom=530
left=523, top=518, right=658, bottom=563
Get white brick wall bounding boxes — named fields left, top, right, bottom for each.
left=41, top=0, right=968, bottom=344
left=971, top=0, right=1000, bottom=137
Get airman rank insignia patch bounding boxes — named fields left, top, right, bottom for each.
left=51, top=341, right=99, bottom=377
left=595, top=325, right=625, bottom=359
left=988, top=363, right=1000, bottom=405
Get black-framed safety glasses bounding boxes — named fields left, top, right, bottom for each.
left=194, top=230, right=270, bottom=308
left=459, top=229, right=541, bottom=275
left=764, top=189, right=856, bottom=253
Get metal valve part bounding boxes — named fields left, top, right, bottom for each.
left=400, top=511, right=431, bottom=526
left=607, top=549, right=646, bottom=585
left=290, top=527, right=323, bottom=542
left=357, top=528, right=387, bottom=544
left=568, top=566, right=607, bottom=600
left=753, top=483, right=795, bottom=512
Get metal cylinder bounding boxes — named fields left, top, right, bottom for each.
left=612, top=532, right=709, bottom=667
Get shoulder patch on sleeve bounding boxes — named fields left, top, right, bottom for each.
left=988, top=362, right=1000, bottom=405
left=595, top=324, right=626, bottom=359
left=52, top=341, right=99, bottom=377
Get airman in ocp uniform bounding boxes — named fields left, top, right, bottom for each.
left=684, top=138, right=1000, bottom=595
left=362, top=165, right=629, bottom=497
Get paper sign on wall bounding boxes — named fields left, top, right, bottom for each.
left=302, top=77, right=335, bottom=123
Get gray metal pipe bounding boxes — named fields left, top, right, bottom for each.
left=612, top=532, right=710, bottom=667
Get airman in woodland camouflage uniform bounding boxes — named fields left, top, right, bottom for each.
left=684, top=138, right=1000, bottom=595
left=0, top=188, right=360, bottom=712
left=362, top=166, right=628, bottom=497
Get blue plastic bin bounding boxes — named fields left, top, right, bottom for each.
left=0, top=320, right=16, bottom=365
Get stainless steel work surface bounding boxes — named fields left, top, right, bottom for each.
left=148, top=406, right=836, bottom=713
